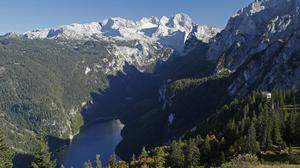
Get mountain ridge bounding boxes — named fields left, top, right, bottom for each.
left=207, top=0, right=300, bottom=96
left=6, top=13, right=220, bottom=54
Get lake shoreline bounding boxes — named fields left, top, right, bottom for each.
left=56, top=119, right=124, bottom=167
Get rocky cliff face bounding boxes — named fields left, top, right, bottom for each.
left=207, top=0, right=300, bottom=96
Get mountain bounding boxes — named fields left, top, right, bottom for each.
left=0, top=13, right=220, bottom=160
left=207, top=0, right=300, bottom=96
left=115, top=0, right=300, bottom=160
left=8, top=13, right=219, bottom=75
left=22, top=13, right=219, bottom=54
left=2, top=1, right=300, bottom=166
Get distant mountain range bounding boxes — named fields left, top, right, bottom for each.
left=5, top=13, right=219, bottom=74
left=22, top=13, right=219, bottom=53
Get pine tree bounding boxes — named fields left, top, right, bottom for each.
left=170, top=140, right=184, bottom=168
left=131, top=154, right=136, bottom=161
left=226, top=120, right=237, bottom=144
left=295, top=114, right=300, bottom=145
left=31, top=137, right=56, bottom=168
left=244, top=122, right=260, bottom=154
left=96, top=154, right=102, bottom=168
left=272, top=110, right=283, bottom=145
left=0, top=130, right=13, bottom=168
left=195, top=135, right=204, bottom=146
left=83, top=160, right=93, bottom=168
left=286, top=112, right=297, bottom=144
left=107, top=154, right=117, bottom=168
left=261, top=104, right=273, bottom=149
left=220, top=151, right=226, bottom=163
left=202, top=135, right=211, bottom=163
left=185, top=139, right=200, bottom=168
left=244, top=104, right=250, bottom=116
left=139, top=147, right=148, bottom=159
left=293, top=94, right=300, bottom=145
left=153, top=147, right=166, bottom=168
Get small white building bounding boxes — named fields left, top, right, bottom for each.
left=262, top=91, right=272, bottom=99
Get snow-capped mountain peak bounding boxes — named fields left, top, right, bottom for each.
left=22, top=13, right=220, bottom=53
left=18, top=13, right=220, bottom=75
left=207, top=0, right=300, bottom=61
left=170, top=13, right=193, bottom=31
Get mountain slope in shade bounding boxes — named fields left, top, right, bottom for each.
left=116, top=0, right=300, bottom=159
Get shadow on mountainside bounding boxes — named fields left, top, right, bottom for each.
left=76, top=41, right=216, bottom=160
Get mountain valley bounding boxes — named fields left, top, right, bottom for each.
left=0, top=0, right=300, bottom=167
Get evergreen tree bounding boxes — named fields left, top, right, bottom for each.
left=202, top=135, right=211, bottom=163
left=107, top=154, right=117, bottom=168
left=272, top=110, right=283, bottom=145
left=185, top=139, right=200, bottom=168
left=243, top=104, right=250, bottom=116
left=96, top=154, right=102, bottom=168
left=244, top=123, right=260, bottom=154
left=153, top=147, right=166, bottom=168
left=0, top=130, right=13, bottom=168
left=295, top=114, right=300, bottom=145
left=195, top=135, right=204, bottom=146
left=83, top=160, right=93, bottom=168
left=226, top=120, right=237, bottom=144
left=261, top=104, right=273, bottom=149
left=170, top=140, right=184, bottom=168
left=139, top=147, right=148, bottom=159
left=31, top=137, right=56, bottom=168
left=131, top=154, right=136, bottom=161
left=220, top=151, right=226, bottom=163
left=286, top=112, right=297, bottom=144
left=252, top=110, right=257, bottom=124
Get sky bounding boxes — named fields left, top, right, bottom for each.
left=0, top=0, right=253, bottom=35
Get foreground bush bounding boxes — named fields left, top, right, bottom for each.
left=221, top=154, right=259, bottom=168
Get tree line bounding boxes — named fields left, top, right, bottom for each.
left=1, top=90, right=299, bottom=167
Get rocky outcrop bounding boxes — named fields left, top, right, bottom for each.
left=207, top=0, right=300, bottom=96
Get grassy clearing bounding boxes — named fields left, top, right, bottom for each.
left=256, top=164, right=300, bottom=168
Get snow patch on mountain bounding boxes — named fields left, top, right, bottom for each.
left=194, top=25, right=220, bottom=43
left=85, top=67, right=91, bottom=75
left=250, top=0, right=266, bottom=14
left=23, top=13, right=220, bottom=54
left=168, top=113, right=174, bottom=125
left=25, top=22, right=102, bottom=39
left=18, top=13, right=220, bottom=75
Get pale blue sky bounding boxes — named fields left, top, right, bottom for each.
left=0, top=0, right=253, bottom=35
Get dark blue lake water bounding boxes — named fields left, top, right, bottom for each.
left=61, top=119, right=124, bottom=168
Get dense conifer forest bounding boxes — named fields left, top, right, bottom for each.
left=1, top=89, right=299, bottom=167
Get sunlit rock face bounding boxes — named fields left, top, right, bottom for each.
left=207, top=0, right=300, bottom=96
left=23, top=13, right=219, bottom=54
left=16, top=13, right=220, bottom=75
